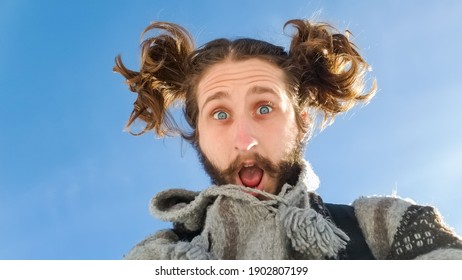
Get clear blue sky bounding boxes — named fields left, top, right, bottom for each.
left=1, top=0, right=461, bottom=259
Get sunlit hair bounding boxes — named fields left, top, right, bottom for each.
left=114, top=19, right=376, bottom=145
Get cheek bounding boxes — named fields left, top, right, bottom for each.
left=268, top=115, right=300, bottom=158
left=197, top=121, right=228, bottom=166
left=197, top=121, right=211, bottom=153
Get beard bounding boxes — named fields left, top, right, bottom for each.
left=196, top=142, right=305, bottom=195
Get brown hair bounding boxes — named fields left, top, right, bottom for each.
left=114, top=19, right=376, bottom=145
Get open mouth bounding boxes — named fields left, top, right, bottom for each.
left=238, top=163, right=264, bottom=189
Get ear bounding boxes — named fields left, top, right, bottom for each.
left=300, top=109, right=309, bottom=124
left=297, top=108, right=312, bottom=141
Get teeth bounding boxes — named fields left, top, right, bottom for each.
left=243, top=164, right=254, bottom=168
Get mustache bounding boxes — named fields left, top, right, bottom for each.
left=221, top=153, right=279, bottom=179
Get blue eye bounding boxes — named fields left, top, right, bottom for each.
left=257, top=105, right=272, bottom=115
left=213, top=111, right=229, bottom=120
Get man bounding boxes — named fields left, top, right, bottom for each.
left=114, top=19, right=462, bottom=259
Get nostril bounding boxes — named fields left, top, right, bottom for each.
left=234, top=137, right=257, bottom=151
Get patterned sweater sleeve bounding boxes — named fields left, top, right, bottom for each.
left=352, top=196, right=462, bottom=259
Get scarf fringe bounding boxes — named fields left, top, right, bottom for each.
left=279, top=206, right=350, bottom=259
left=167, top=235, right=216, bottom=260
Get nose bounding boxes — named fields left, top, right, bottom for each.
left=234, top=117, right=258, bottom=152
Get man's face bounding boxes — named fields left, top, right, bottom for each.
left=196, top=58, right=304, bottom=196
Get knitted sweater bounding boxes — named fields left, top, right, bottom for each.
left=125, top=160, right=462, bottom=260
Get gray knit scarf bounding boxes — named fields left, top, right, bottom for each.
left=132, top=160, right=349, bottom=259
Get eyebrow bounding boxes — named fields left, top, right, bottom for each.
left=200, top=86, right=280, bottom=113
left=201, top=91, right=230, bottom=113
left=248, top=85, right=279, bottom=96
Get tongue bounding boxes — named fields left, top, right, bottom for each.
left=238, top=166, right=263, bottom=188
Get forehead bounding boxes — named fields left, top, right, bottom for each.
left=197, top=58, right=287, bottom=97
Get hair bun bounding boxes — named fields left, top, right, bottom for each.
left=285, top=19, right=376, bottom=127
left=114, top=22, right=194, bottom=136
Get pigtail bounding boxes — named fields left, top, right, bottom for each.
left=285, top=19, right=376, bottom=126
left=114, top=22, right=194, bottom=136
